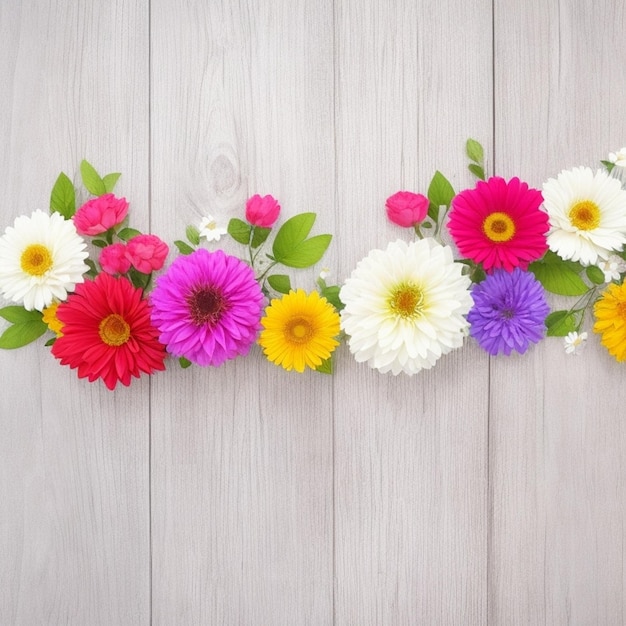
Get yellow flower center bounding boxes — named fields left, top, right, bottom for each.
left=618, top=301, right=626, bottom=321
left=285, top=317, right=313, bottom=344
left=569, top=200, right=600, bottom=231
left=482, top=212, right=516, bottom=242
left=20, top=243, right=53, bottom=276
left=389, top=282, right=424, bottom=319
left=98, top=313, right=130, bottom=346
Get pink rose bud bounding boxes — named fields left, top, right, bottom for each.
left=99, top=243, right=131, bottom=274
left=385, top=191, right=429, bottom=227
left=245, top=194, right=281, bottom=228
left=73, top=193, right=130, bottom=236
left=126, top=234, right=169, bottom=273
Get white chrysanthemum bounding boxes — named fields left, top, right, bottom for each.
left=198, top=215, right=227, bottom=242
left=339, top=238, right=472, bottom=375
left=542, top=167, right=626, bottom=265
left=564, top=331, right=588, bottom=355
left=0, top=210, right=89, bottom=311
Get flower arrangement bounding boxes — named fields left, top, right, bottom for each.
left=2, top=141, right=626, bottom=390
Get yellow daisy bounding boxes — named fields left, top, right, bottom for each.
left=259, top=289, right=340, bottom=372
left=593, top=281, right=626, bottom=361
left=42, top=301, right=64, bottom=337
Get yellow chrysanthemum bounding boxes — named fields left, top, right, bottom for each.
left=259, top=289, right=340, bottom=372
left=593, top=281, right=626, bottom=361
left=42, top=302, right=64, bottom=337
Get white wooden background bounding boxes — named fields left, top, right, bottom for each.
left=1, top=1, right=625, bottom=624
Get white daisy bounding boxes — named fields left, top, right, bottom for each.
left=198, top=215, right=227, bottom=242
left=542, top=167, right=626, bottom=265
left=564, top=331, right=588, bottom=355
left=597, top=254, right=626, bottom=283
left=608, top=147, right=626, bottom=168
left=0, top=210, right=89, bottom=311
left=339, top=238, right=472, bottom=375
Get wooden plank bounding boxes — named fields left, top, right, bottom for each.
left=149, top=1, right=335, bottom=622
left=333, top=0, right=492, bottom=622
left=0, top=2, right=151, bottom=623
left=491, top=0, right=626, bottom=623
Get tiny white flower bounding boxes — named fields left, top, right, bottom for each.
left=597, top=254, right=626, bottom=283
left=198, top=215, right=227, bottom=242
left=608, top=148, right=626, bottom=168
left=564, top=331, right=588, bottom=355
left=319, top=267, right=331, bottom=280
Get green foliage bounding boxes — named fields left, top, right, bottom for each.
left=228, top=218, right=252, bottom=245
left=427, top=171, right=455, bottom=222
left=251, top=226, right=272, bottom=249
left=466, top=138, right=484, bottom=163
left=529, top=251, right=588, bottom=296
left=468, top=164, right=485, bottom=180
left=91, top=239, right=107, bottom=248
left=272, top=213, right=331, bottom=268
left=585, top=265, right=605, bottom=285
left=84, top=258, right=99, bottom=278
left=0, top=307, right=47, bottom=349
left=128, top=268, right=151, bottom=290
left=174, top=240, right=195, bottom=255
left=102, top=172, right=121, bottom=193
left=50, top=172, right=76, bottom=218
left=315, top=357, right=333, bottom=374
left=118, top=227, right=142, bottom=242
left=601, top=160, right=615, bottom=173
left=80, top=159, right=106, bottom=196
left=186, top=225, right=200, bottom=246
left=179, top=357, right=192, bottom=368
left=267, top=274, right=291, bottom=294
left=545, top=310, right=579, bottom=337
left=316, top=277, right=344, bottom=311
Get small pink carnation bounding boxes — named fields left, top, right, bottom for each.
left=385, top=191, right=429, bottom=227
left=126, top=234, right=169, bottom=273
left=73, top=193, right=129, bottom=236
left=99, top=243, right=131, bottom=274
left=245, top=194, right=281, bottom=228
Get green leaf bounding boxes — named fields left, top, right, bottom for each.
left=315, top=357, right=333, bottom=374
left=91, top=239, right=107, bottom=248
left=179, top=356, right=192, bottom=369
left=174, top=240, right=195, bottom=255
left=102, top=172, right=121, bottom=193
left=228, top=218, right=252, bottom=245
left=427, top=170, right=455, bottom=208
left=50, top=172, right=76, bottom=218
left=128, top=268, right=150, bottom=290
left=251, top=226, right=272, bottom=249
left=601, top=160, right=615, bottom=173
left=85, top=258, right=98, bottom=278
left=529, top=258, right=589, bottom=296
left=320, top=285, right=344, bottom=311
left=468, top=163, right=485, bottom=180
left=44, top=337, right=56, bottom=347
left=118, top=227, right=142, bottom=242
left=272, top=213, right=316, bottom=261
left=586, top=265, right=606, bottom=285
left=545, top=310, right=578, bottom=337
left=0, top=319, right=47, bottom=349
left=267, top=274, right=292, bottom=294
left=276, top=234, right=332, bottom=268
left=186, top=225, right=200, bottom=246
left=0, top=306, right=43, bottom=324
left=80, top=159, right=106, bottom=196
left=466, top=138, right=484, bottom=163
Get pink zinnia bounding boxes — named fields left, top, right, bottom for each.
left=73, top=193, right=129, bottom=236
left=51, top=273, right=166, bottom=390
left=150, top=248, right=264, bottom=366
left=447, top=176, right=548, bottom=272
left=100, top=243, right=131, bottom=274
left=126, top=234, right=169, bottom=273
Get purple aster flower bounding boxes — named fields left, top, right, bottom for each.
left=468, top=268, right=549, bottom=356
left=150, top=248, right=264, bottom=366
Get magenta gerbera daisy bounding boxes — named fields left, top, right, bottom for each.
left=51, top=273, right=167, bottom=390
left=150, top=248, right=264, bottom=366
left=447, top=176, right=549, bottom=272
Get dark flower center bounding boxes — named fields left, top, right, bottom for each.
left=187, top=286, right=229, bottom=326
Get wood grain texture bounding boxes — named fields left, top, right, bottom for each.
left=149, top=1, right=335, bottom=623
left=0, top=1, right=151, bottom=624
left=491, top=0, right=626, bottom=623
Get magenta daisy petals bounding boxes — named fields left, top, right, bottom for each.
left=150, top=248, right=264, bottom=366
left=447, top=176, right=549, bottom=272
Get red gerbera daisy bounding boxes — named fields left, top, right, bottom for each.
left=447, top=176, right=549, bottom=272
left=51, top=273, right=166, bottom=389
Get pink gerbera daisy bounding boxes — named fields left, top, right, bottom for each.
left=51, top=273, right=167, bottom=390
left=150, top=248, right=264, bottom=366
left=447, top=176, right=548, bottom=272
